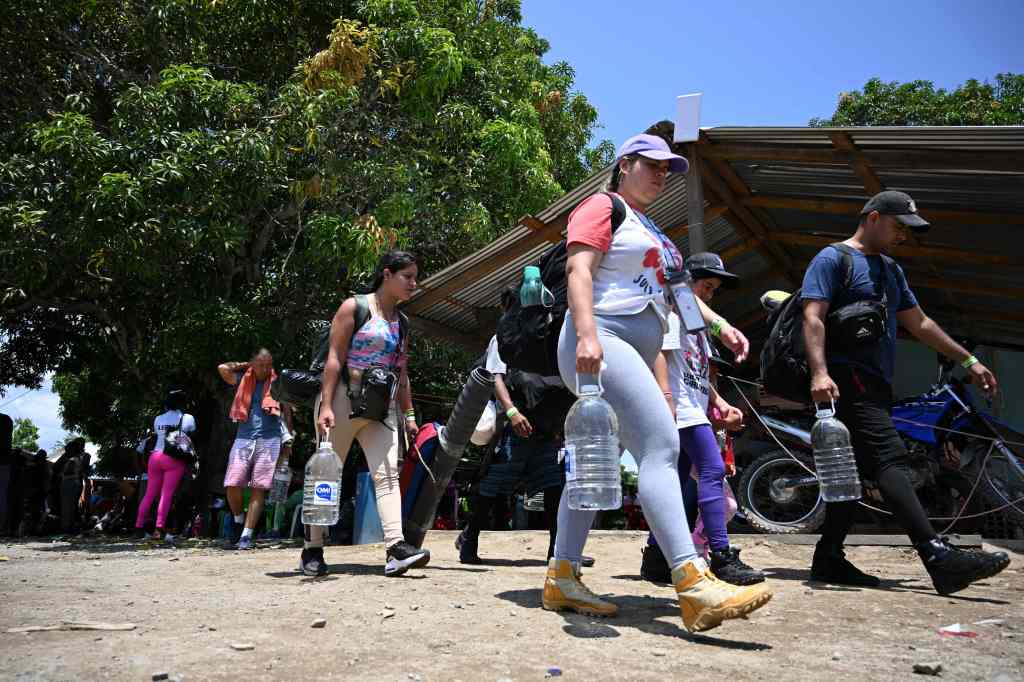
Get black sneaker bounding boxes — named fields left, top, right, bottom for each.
left=710, top=546, right=766, bottom=585
left=640, top=543, right=672, bottom=584
left=455, top=531, right=482, bottom=565
left=385, top=541, right=431, bottom=576
left=810, top=544, right=880, bottom=587
left=918, top=538, right=1010, bottom=596
left=299, top=547, right=328, bottom=577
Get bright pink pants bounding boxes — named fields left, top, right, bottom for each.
left=135, top=451, right=188, bottom=531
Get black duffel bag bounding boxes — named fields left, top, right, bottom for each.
left=271, top=369, right=322, bottom=407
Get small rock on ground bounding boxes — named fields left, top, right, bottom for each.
left=913, top=662, right=943, bottom=676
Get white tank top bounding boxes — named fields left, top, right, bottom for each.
left=590, top=201, right=683, bottom=327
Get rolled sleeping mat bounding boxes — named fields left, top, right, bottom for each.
left=404, top=366, right=494, bottom=547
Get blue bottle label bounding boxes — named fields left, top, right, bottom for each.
left=313, top=481, right=338, bottom=506
left=562, top=445, right=576, bottom=481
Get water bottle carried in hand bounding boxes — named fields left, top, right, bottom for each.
left=811, top=401, right=862, bottom=502
left=563, top=371, right=622, bottom=511
left=520, top=265, right=555, bottom=307
left=269, top=467, right=292, bottom=505
left=302, top=439, right=342, bottom=526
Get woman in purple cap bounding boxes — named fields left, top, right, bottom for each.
left=540, top=133, right=772, bottom=632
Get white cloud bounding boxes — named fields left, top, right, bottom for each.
left=1, top=376, right=76, bottom=453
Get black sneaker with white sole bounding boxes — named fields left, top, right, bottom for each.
left=299, top=547, right=329, bottom=577
left=385, top=541, right=431, bottom=576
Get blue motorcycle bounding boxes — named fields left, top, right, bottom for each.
left=734, top=356, right=1024, bottom=537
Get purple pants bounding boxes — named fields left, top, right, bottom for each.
left=648, top=424, right=729, bottom=552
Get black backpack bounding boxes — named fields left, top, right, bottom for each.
left=759, top=243, right=893, bottom=404
left=496, top=192, right=627, bottom=376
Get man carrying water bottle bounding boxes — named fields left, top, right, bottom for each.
left=802, top=190, right=1009, bottom=595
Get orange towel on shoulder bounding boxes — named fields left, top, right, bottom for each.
left=230, top=367, right=281, bottom=422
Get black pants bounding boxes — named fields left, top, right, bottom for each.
left=819, top=365, right=937, bottom=548
left=465, top=486, right=562, bottom=558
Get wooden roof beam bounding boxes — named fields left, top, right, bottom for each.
left=700, top=144, right=1024, bottom=173
left=771, top=231, right=1023, bottom=267
left=829, top=132, right=883, bottom=195
left=665, top=203, right=730, bottom=240
left=697, top=148, right=801, bottom=285
left=405, top=313, right=490, bottom=350
left=742, top=195, right=1024, bottom=226
left=405, top=214, right=565, bottom=315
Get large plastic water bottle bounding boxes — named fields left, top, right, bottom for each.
left=269, top=467, right=292, bottom=505
left=520, top=266, right=554, bottom=307
left=563, top=372, right=622, bottom=511
left=302, top=439, right=342, bottom=526
left=811, top=402, right=862, bottom=502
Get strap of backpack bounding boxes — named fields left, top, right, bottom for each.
left=601, top=191, right=627, bottom=233
left=351, top=294, right=371, bottom=343
left=830, top=242, right=889, bottom=302
left=829, top=243, right=857, bottom=290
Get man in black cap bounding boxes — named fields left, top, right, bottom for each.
left=802, top=190, right=1009, bottom=595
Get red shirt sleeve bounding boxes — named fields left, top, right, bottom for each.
left=566, top=193, right=614, bottom=253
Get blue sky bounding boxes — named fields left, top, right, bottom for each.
left=1, top=377, right=80, bottom=454
left=521, top=0, right=1024, bottom=146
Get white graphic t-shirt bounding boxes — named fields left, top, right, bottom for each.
left=566, top=193, right=684, bottom=328
left=662, top=311, right=712, bottom=428
left=153, top=410, right=197, bottom=453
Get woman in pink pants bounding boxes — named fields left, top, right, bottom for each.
left=135, top=390, right=196, bottom=543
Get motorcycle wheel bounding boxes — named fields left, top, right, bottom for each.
left=737, top=450, right=826, bottom=534
left=961, top=423, right=1024, bottom=529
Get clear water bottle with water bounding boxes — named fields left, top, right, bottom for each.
left=520, top=266, right=554, bottom=307
left=302, top=439, right=342, bottom=526
left=811, top=401, right=862, bottom=502
left=269, top=467, right=292, bottom=505
left=563, top=371, right=622, bottom=511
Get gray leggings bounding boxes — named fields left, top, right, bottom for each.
left=555, top=306, right=697, bottom=569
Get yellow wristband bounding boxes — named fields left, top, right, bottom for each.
left=961, top=355, right=979, bottom=370
left=506, top=407, right=520, bottom=418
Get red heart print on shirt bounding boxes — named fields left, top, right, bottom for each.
left=643, top=247, right=667, bottom=285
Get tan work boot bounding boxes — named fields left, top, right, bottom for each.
left=673, top=559, right=772, bottom=632
left=542, top=558, right=618, bottom=617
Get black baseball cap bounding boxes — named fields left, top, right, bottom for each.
left=685, top=252, right=740, bottom=288
left=860, top=190, right=930, bottom=233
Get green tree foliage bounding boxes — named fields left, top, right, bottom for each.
left=811, top=74, right=1024, bottom=126
left=0, top=0, right=611, bottom=474
left=12, top=417, right=40, bottom=451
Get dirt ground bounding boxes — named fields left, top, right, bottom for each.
left=1, top=531, right=1021, bottom=681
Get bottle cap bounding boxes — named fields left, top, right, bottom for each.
left=523, top=265, right=541, bottom=281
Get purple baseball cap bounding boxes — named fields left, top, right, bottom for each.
left=617, top=134, right=689, bottom=173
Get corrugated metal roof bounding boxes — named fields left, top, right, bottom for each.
left=407, top=125, right=1024, bottom=351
